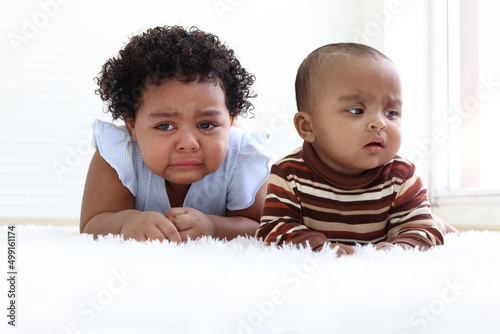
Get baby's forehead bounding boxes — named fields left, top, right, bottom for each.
left=317, top=51, right=384, bottom=72
left=312, top=53, right=400, bottom=95
left=312, top=52, right=397, bottom=87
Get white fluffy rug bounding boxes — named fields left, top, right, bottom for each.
left=1, top=224, right=499, bottom=334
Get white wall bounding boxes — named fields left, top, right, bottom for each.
left=2, top=0, right=453, bottom=225
left=1, top=0, right=372, bottom=219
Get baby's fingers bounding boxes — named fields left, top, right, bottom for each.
left=165, top=207, right=188, bottom=221
left=373, top=242, right=394, bottom=252
left=330, top=243, right=356, bottom=256
left=343, top=245, right=356, bottom=255
left=171, top=217, right=196, bottom=242
left=169, top=214, right=195, bottom=232
left=156, top=221, right=182, bottom=243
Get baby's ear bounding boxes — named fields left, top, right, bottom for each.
left=124, top=117, right=138, bottom=142
left=294, top=112, right=316, bottom=142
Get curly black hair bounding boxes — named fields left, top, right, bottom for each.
left=95, top=26, right=256, bottom=120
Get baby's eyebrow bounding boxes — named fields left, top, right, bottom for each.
left=196, top=109, right=223, bottom=118
left=148, top=110, right=179, bottom=119
left=147, top=109, right=224, bottom=119
left=386, top=97, right=403, bottom=106
left=338, top=94, right=402, bottom=106
left=337, top=93, right=373, bottom=102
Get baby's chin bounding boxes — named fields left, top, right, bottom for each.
left=165, top=174, right=207, bottom=185
left=342, top=158, right=395, bottom=176
left=363, top=157, right=396, bottom=171
left=164, top=167, right=221, bottom=185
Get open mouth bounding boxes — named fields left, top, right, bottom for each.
left=365, top=142, right=383, bottom=148
left=364, top=139, right=385, bottom=151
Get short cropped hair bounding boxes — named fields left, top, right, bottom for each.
left=95, top=26, right=256, bottom=120
left=295, top=43, right=391, bottom=112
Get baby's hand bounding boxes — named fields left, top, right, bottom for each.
left=120, top=211, right=182, bottom=243
left=373, top=241, right=412, bottom=251
left=165, top=207, right=215, bottom=242
left=373, top=241, right=394, bottom=252
left=326, top=242, right=356, bottom=256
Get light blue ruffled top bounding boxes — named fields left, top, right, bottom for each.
left=92, top=119, right=272, bottom=216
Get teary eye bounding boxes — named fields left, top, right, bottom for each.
left=157, top=123, right=173, bottom=131
left=199, top=122, right=216, bottom=130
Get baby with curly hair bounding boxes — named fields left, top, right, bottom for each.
left=80, top=26, right=272, bottom=242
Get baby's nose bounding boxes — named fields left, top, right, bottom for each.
left=176, top=131, right=200, bottom=151
left=369, top=117, right=387, bottom=131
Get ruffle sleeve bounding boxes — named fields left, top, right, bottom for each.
left=91, top=119, right=138, bottom=197
left=226, top=127, right=273, bottom=211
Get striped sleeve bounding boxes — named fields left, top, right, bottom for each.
left=256, top=164, right=329, bottom=250
left=385, top=167, right=444, bottom=249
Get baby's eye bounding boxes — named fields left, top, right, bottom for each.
left=385, top=110, right=399, bottom=118
left=198, top=122, right=216, bottom=130
left=347, top=108, right=364, bottom=115
left=157, top=123, right=173, bottom=131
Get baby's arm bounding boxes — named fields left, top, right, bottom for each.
left=385, top=172, right=444, bottom=250
left=165, top=179, right=269, bottom=241
left=256, top=166, right=331, bottom=251
left=216, top=178, right=269, bottom=238
left=80, top=150, right=182, bottom=242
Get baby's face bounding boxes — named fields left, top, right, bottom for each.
left=306, top=55, right=402, bottom=175
left=127, top=78, right=233, bottom=185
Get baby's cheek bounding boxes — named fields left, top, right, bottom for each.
left=205, top=146, right=227, bottom=172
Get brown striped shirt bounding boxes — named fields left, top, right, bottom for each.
left=256, top=142, right=444, bottom=250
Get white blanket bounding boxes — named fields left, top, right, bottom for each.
left=1, top=225, right=499, bottom=334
